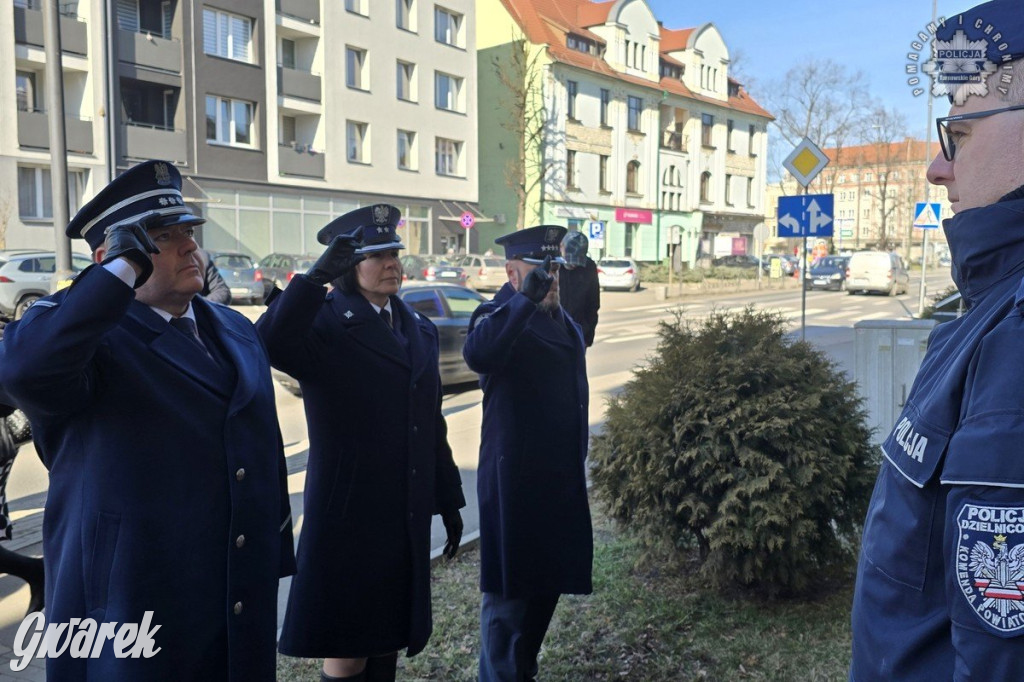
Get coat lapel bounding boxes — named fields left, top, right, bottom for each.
left=330, top=292, right=410, bottom=369
left=194, top=299, right=261, bottom=415
left=393, top=296, right=430, bottom=382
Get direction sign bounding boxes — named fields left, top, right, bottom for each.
left=783, top=137, right=830, bottom=188
left=913, top=201, right=942, bottom=229
left=776, top=194, right=834, bottom=238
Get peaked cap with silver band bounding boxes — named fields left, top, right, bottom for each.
left=67, top=160, right=205, bottom=251
left=495, top=224, right=567, bottom=265
left=316, top=203, right=404, bottom=254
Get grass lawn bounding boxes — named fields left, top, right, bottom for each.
left=277, top=507, right=855, bottom=681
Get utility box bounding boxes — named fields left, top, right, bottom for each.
left=854, top=319, right=936, bottom=445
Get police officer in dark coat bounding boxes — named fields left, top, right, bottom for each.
left=0, top=160, right=296, bottom=681
left=463, top=225, right=593, bottom=681
left=558, top=230, right=600, bottom=347
left=258, top=205, right=466, bottom=682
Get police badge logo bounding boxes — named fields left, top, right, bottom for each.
left=373, top=205, right=390, bottom=226
left=956, top=504, right=1024, bottom=632
left=154, top=162, right=172, bottom=186
left=545, top=227, right=560, bottom=244
left=921, top=30, right=998, bottom=106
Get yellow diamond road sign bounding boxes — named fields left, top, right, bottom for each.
left=783, top=137, right=829, bottom=188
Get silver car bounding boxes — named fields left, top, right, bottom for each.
left=597, top=257, right=641, bottom=291
left=0, top=250, right=93, bottom=319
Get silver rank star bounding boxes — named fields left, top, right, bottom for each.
left=344, top=310, right=354, bottom=319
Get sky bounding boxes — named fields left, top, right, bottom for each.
left=646, top=0, right=974, bottom=141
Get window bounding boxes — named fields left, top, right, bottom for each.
left=396, top=60, right=416, bottom=101
left=725, top=173, right=733, bottom=205
left=727, top=119, right=735, bottom=152
left=567, top=80, right=578, bottom=120
left=700, top=171, right=711, bottom=202
left=345, top=0, right=366, bottom=15
left=206, top=95, right=254, bottom=147
left=280, top=38, right=296, bottom=69
left=627, top=96, right=642, bottom=132
left=347, top=121, right=368, bottom=163
left=280, top=115, right=296, bottom=145
left=18, top=166, right=87, bottom=220
left=626, top=160, right=640, bottom=194
left=599, top=155, right=609, bottom=192
left=624, top=223, right=636, bottom=257
left=346, top=47, right=367, bottom=90
left=15, top=71, right=36, bottom=112
left=402, top=289, right=444, bottom=318
left=203, top=8, right=252, bottom=63
left=434, top=71, right=463, bottom=112
left=116, top=0, right=139, bottom=32
left=444, top=287, right=485, bottom=318
left=600, top=88, right=609, bottom=126
left=434, top=6, right=462, bottom=47
left=435, top=137, right=462, bottom=176
left=748, top=124, right=756, bottom=156
left=397, top=129, right=416, bottom=170
left=566, top=150, right=577, bottom=189
left=396, top=0, right=415, bottom=30
left=701, top=113, right=714, bottom=146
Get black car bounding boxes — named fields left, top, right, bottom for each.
left=400, top=254, right=468, bottom=286
left=804, top=256, right=851, bottom=291
left=712, top=254, right=770, bottom=272
left=398, top=283, right=488, bottom=386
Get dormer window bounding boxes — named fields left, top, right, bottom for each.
left=728, top=81, right=740, bottom=97
left=659, top=60, right=682, bottom=80
left=567, top=34, right=599, bottom=56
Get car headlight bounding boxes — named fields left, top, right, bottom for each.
left=830, top=273, right=841, bottom=280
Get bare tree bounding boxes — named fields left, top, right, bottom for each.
left=860, top=104, right=910, bottom=251
left=492, top=31, right=558, bottom=229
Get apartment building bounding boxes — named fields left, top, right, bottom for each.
left=477, top=0, right=772, bottom=266
left=1, top=0, right=481, bottom=256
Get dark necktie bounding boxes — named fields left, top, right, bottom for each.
left=380, top=308, right=393, bottom=330
left=170, top=316, right=211, bottom=356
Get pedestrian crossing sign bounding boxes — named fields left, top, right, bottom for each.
left=913, top=202, right=942, bottom=229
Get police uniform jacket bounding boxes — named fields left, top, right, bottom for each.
left=0, top=264, right=295, bottom=682
left=463, top=283, right=593, bottom=598
left=851, top=191, right=1024, bottom=680
left=257, top=275, right=465, bottom=658
left=558, top=257, right=600, bottom=347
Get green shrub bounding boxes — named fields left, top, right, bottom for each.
left=639, top=262, right=670, bottom=283
left=590, top=307, right=876, bottom=596
left=919, top=284, right=960, bottom=320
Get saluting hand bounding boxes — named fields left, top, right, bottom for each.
left=101, top=212, right=162, bottom=288
left=442, top=510, right=463, bottom=560
left=520, top=255, right=555, bottom=304
left=306, top=234, right=365, bottom=286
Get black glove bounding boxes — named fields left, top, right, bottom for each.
left=100, top=213, right=161, bottom=289
left=306, top=234, right=365, bottom=286
left=441, top=510, right=463, bottom=560
left=520, top=255, right=555, bottom=304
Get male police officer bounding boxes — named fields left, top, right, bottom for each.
left=0, top=160, right=295, bottom=681
left=463, top=225, right=593, bottom=681
left=850, top=1, right=1024, bottom=678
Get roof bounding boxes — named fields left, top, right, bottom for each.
left=498, top=0, right=773, bottom=120
left=824, top=138, right=941, bottom=167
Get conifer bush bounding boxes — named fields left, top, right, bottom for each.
left=590, top=307, right=876, bottom=595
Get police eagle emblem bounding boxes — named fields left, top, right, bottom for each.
left=154, top=162, right=172, bottom=186
left=957, top=504, right=1024, bottom=633
left=373, top=205, right=390, bottom=226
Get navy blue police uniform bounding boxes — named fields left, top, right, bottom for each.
left=0, top=160, right=295, bottom=681
left=463, top=225, right=593, bottom=681
left=851, top=4, right=1024, bottom=678
left=257, top=205, right=465, bottom=660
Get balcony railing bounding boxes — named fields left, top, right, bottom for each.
left=279, top=143, right=325, bottom=178
left=117, top=28, right=182, bottom=74
left=121, top=122, right=186, bottom=164
left=18, top=109, right=93, bottom=153
left=661, top=131, right=688, bottom=152
left=276, top=0, right=320, bottom=24
left=277, top=66, right=321, bottom=102
left=13, top=2, right=88, bottom=55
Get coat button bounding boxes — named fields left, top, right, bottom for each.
left=236, top=468, right=246, bottom=481
left=233, top=601, right=243, bottom=615
left=235, top=535, right=246, bottom=548
left=412, top=382, right=418, bottom=390
left=408, top=512, right=414, bottom=520
left=412, top=426, right=418, bottom=434
left=410, top=468, right=417, bottom=477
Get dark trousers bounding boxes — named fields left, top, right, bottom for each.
left=479, top=592, right=559, bottom=682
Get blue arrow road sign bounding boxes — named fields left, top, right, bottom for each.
left=776, top=194, right=834, bottom=238
left=913, top=202, right=942, bottom=229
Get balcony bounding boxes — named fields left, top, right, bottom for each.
left=117, top=29, right=182, bottom=74
left=278, top=66, right=321, bottom=102
left=277, top=0, right=319, bottom=24
left=121, top=123, right=187, bottom=164
left=18, top=109, right=93, bottom=154
left=660, top=131, right=688, bottom=152
left=279, top=144, right=325, bottom=178
left=13, top=2, right=88, bottom=56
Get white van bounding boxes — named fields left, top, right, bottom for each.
left=846, top=251, right=910, bottom=296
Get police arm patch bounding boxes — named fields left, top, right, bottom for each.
left=956, top=503, right=1024, bottom=634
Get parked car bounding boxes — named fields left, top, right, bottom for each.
left=712, top=254, right=769, bottom=272
left=400, top=254, right=468, bottom=286
left=457, top=253, right=507, bottom=291
left=846, top=250, right=910, bottom=296
left=209, top=252, right=263, bottom=305
left=397, top=283, right=489, bottom=386
left=765, top=254, right=796, bottom=276
left=804, top=256, right=851, bottom=291
left=597, top=258, right=641, bottom=291
left=0, top=250, right=93, bottom=319
left=256, top=253, right=318, bottom=297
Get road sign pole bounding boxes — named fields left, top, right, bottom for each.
left=801, top=186, right=807, bottom=342
left=918, top=228, right=930, bottom=315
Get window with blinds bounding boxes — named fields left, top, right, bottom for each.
left=117, top=0, right=139, bottom=32
left=203, top=8, right=253, bottom=63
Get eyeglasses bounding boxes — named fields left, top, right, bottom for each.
left=936, top=104, right=1024, bottom=161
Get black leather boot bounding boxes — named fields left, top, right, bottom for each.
left=363, top=652, right=398, bottom=682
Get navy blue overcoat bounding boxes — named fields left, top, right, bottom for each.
left=0, top=265, right=295, bottom=681
left=463, top=283, right=593, bottom=598
left=257, top=275, right=465, bottom=658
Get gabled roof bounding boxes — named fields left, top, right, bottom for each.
left=498, top=0, right=773, bottom=121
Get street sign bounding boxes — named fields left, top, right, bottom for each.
left=460, top=211, right=476, bottom=229
left=913, top=202, right=942, bottom=229
left=840, top=228, right=854, bottom=238
left=783, top=137, right=830, bottom=188
left=588, top=220, right=605, bottom=248
left=776, top=194, right=835, bottom=238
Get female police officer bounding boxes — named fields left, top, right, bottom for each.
left=257, top=205, right=465, bottom=682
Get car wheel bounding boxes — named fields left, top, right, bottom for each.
left=631, top=280, right=640, bottom=292
left=14, top=295, right=39, bottom=320
left=847, top=289, right=856, bottom=295
left=888, top=283, right=897, bottom=297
